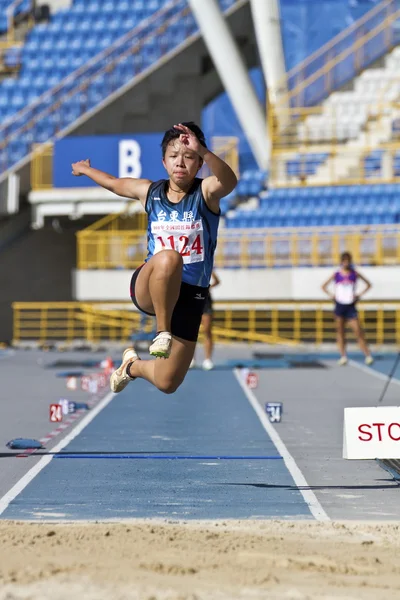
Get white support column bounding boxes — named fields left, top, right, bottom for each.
left=7, top=173, right=19, bottom=214
left=250, top=0, right=287, bottom=106
left=188, top=0, right=269, bottom=169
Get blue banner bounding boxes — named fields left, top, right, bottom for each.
left=53, top=133, right=166, bottom=188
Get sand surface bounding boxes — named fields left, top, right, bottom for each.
left=1, top=520, right=400, bottom=599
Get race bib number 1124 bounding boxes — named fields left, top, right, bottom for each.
left=152, top=221, right=204, bottom=264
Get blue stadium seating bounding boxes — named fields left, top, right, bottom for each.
left=0, top=0, right=395, bottom=182
left=236, top=170, right=268, bottom=197
left=219, top=190, right=238, bottom=215
left=225, top=184, right=400, bottom=228
left=286, top=154, right=328, bottom=177
left=362, top=150, right=400, bottom=178
left=0, top=0, right=238, bottom=172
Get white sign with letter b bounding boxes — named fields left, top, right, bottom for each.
left=119, top=140, right=142, bottom=178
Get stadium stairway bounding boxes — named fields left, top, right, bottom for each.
left=300, top=44, right=400, bottom=185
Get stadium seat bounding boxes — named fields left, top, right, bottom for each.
left=224, top=182, right=400, bottom=229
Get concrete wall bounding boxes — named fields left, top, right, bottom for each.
left=73, top=266, right=400, bottom=301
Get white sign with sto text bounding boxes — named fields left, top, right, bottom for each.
left=343, top=407, right=400, bottom=459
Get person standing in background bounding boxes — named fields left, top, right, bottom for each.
left=322, top=251, right=373, bottom=366
left=190, top=270, right=220, bottom=370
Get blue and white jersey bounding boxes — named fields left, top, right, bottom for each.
left=145, top=178, right=220, bottom=288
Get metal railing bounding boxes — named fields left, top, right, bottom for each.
left=268, top=95, right=400, bottom=184
left=76, top=225, right=400, bottom=269
left=31, top=143, right=53, bottom=190
left=85, top=210, right=148, bottom=234
left=269, top=139, right=400, bottom=187
left=0, top=0, right=32, bottom=73
left=277, top=0, right=399, bottom=109
left=0, top=0, right=241, bottom=178
left=5, top=0, right=33, bottom=43
left=12, top=301, right=400, bottom=346
left=211, top=137, right=240, bottom=177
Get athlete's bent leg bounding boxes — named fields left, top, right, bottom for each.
left=128, top=336, right=195, bottom=394
left=135, top=250, right=183, bottom=332
left=134, top=250, right=183, bottom=357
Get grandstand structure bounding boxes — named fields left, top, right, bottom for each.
left=0, top=0, right=399, bottom=346
left=0, top=0, right=254, bottom=218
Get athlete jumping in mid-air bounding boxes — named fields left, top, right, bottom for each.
left=72, top=122, right=237, bottom=394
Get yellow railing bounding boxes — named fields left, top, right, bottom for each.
left=31, top=143, right=53, bottom=190
left=84, top=211, right=148, bottom=233
left=268, top=99, right=400, bottom=185
left=76, top=226, right=400, bottom=270
left=12, top=301, right=400, bottom=346
left=268, top=0, right=400, bottom=186
left=270, top=103, right=400, bottom=149
left=0, top=1, right=34, bottom=73
left=212, top=137, right=239, bottom=177
left=277, top=0, right=399, bottom=108
left=4, top=0, right=34, bottom=44
left=270, top=140, right=400, bottom=187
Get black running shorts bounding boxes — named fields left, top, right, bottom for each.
left=130, top=264, right=209, bottom=342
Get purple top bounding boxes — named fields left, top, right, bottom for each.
left=334, top=270, right=357, bottom=304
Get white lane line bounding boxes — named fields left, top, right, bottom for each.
left=0, top=391, right=115, bottom=517
left=233, top=369, right=330, bottom=522
left=349, top=359, right=400, bottom=386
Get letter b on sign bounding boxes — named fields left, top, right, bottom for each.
left=119, top=140, right=142, bottom=178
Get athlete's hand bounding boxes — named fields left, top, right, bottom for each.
left=174, top=124, right=205, bottom=156
left=72, top=159, right=91, bottom=176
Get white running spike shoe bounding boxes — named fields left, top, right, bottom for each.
left=149, top=331, right=172, bottom=358
left=110, top=347, right=139, bottom=393
left=365, top=355, right=374, bottom=366
left=202, top=358, right=214, bottom=371
left=338, top=356, right=348, bottom=366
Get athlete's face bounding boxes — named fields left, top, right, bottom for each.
left=341, top=256, right=351, bottom=270
left=163, top=140, right=202, bottom=186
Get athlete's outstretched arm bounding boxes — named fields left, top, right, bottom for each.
left=322, top=274, right=335, bottom=300
left=71, top=159, right=151, bottom=206
left=174, top=124, right=237, bottom=211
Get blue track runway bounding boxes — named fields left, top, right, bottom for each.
left=0, top=370, right=314, bottom=521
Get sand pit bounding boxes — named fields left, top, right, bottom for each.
left=0, top=520, right=400, bottom=599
